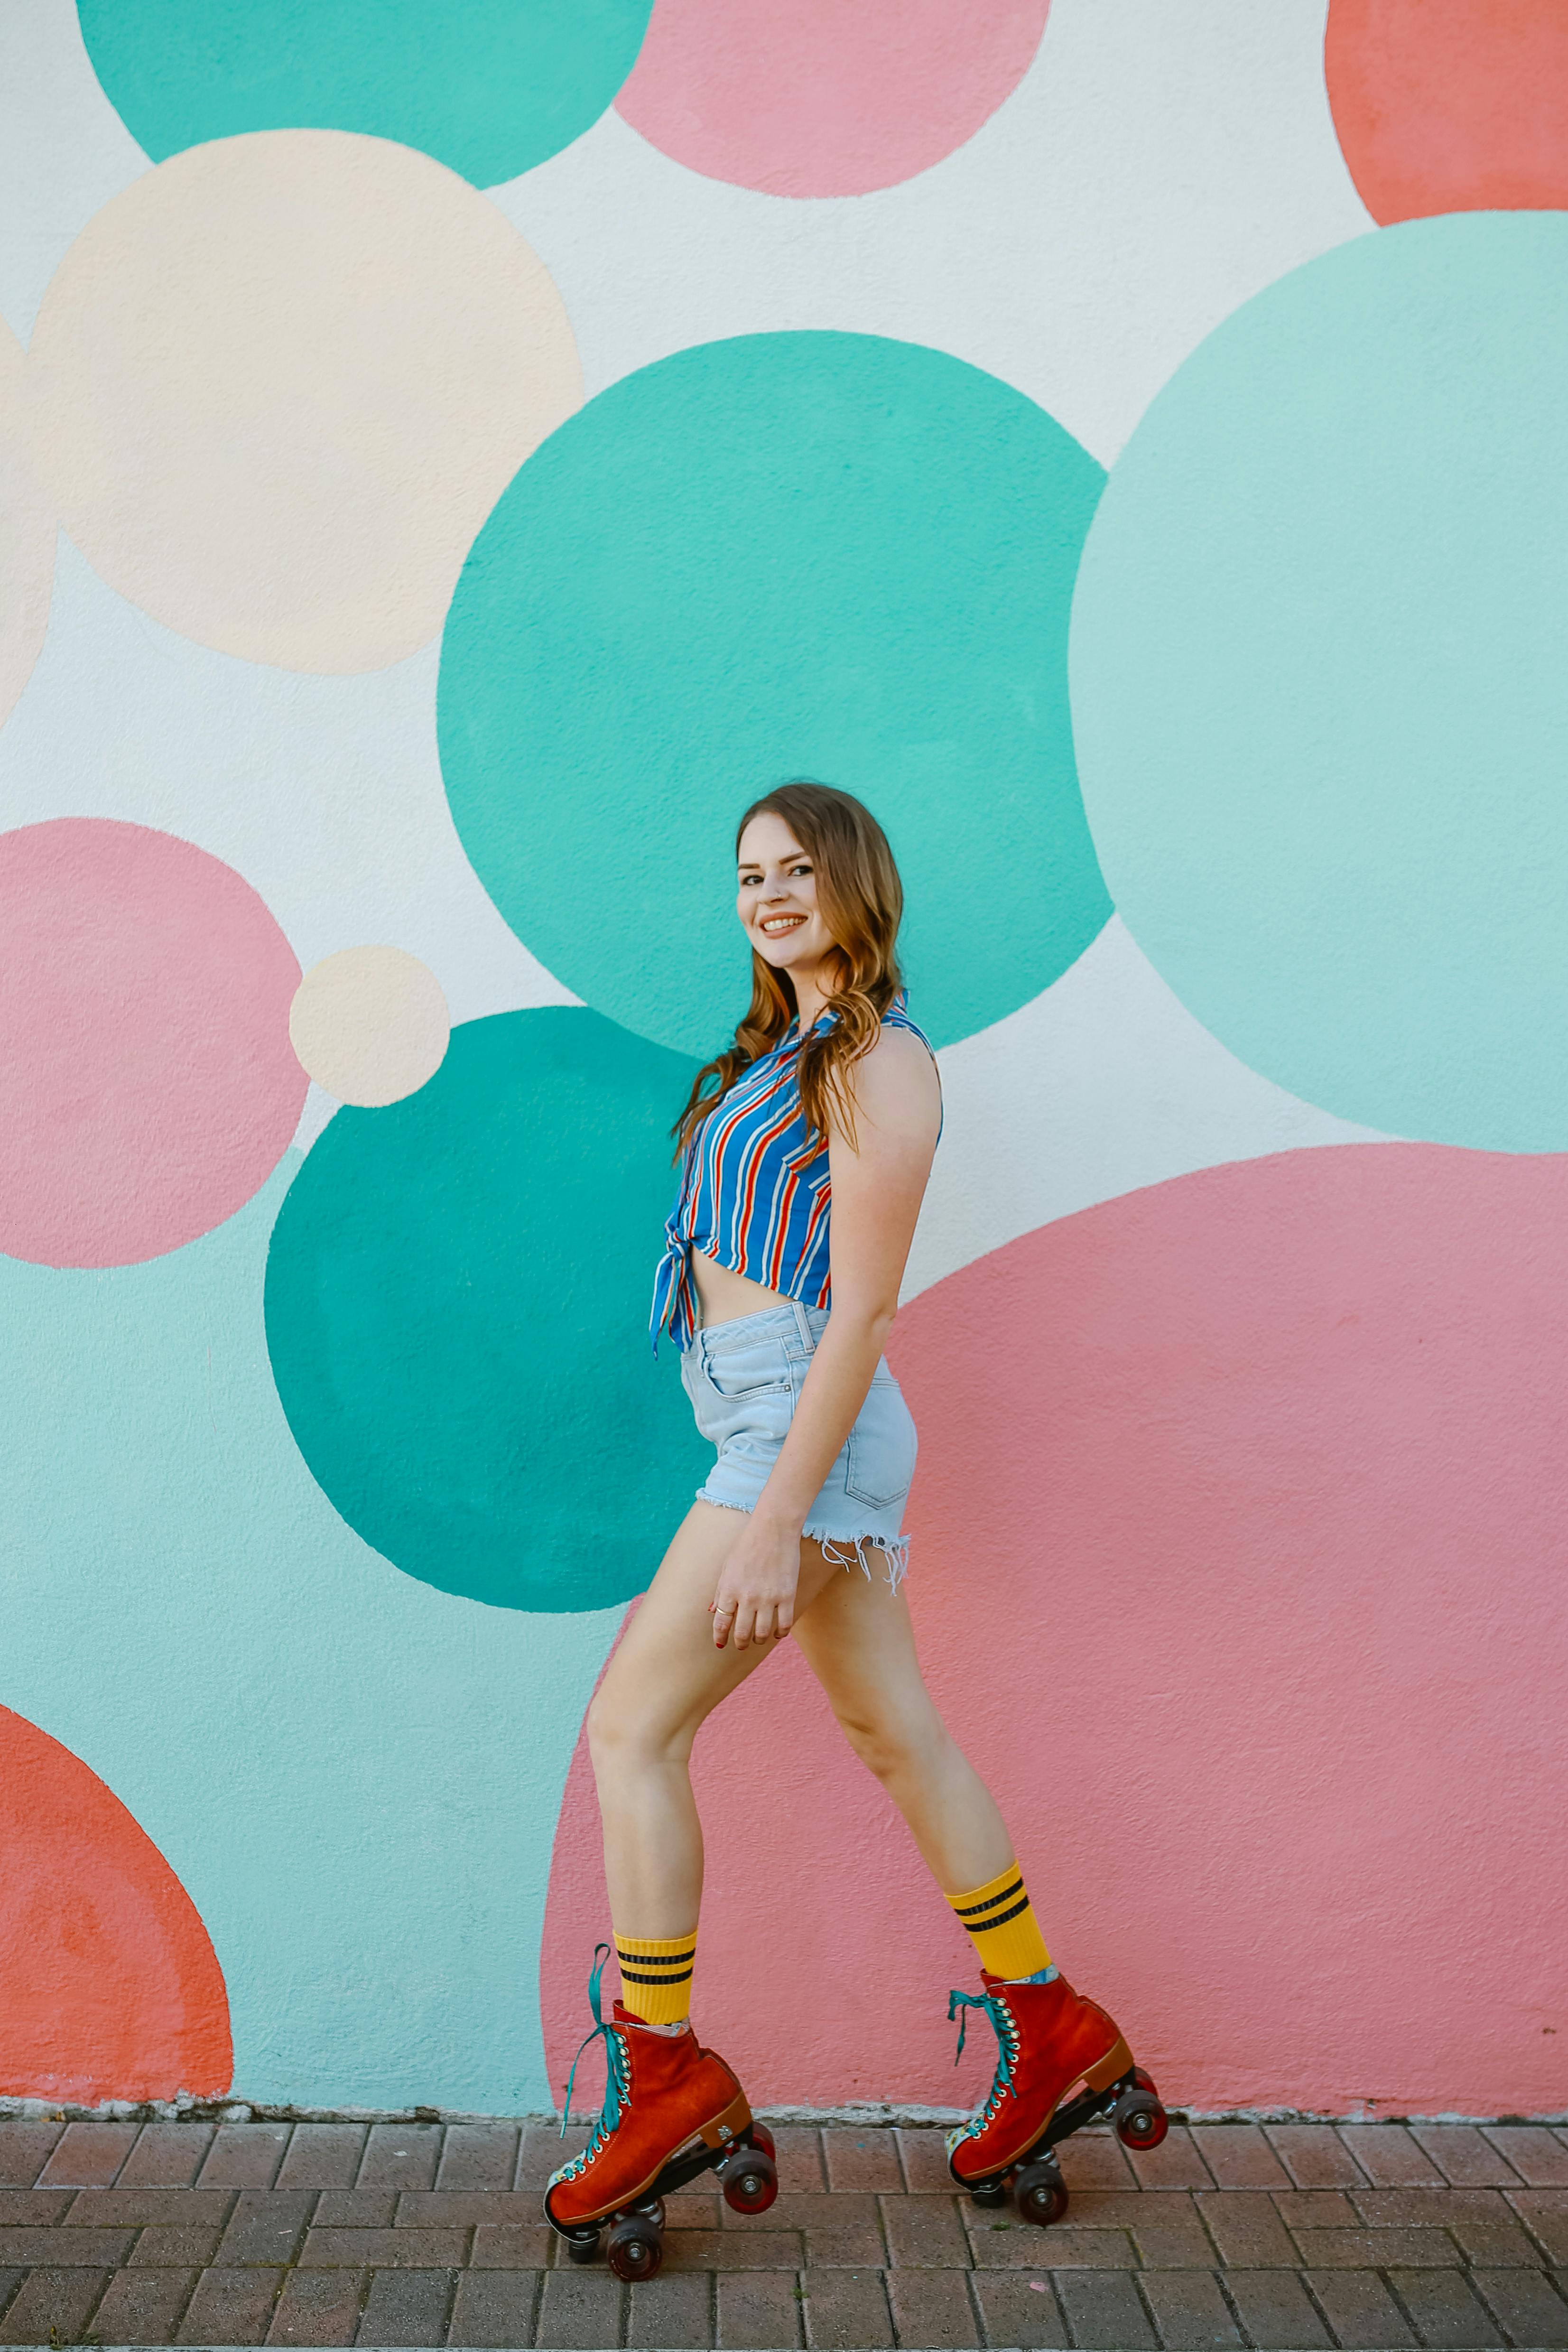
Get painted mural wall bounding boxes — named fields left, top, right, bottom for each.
left=1, top=0, right=1565, bottom=2123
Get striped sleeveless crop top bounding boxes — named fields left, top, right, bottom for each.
left=649, top=992, right=937, bottom=1353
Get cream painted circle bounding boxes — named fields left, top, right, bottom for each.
left=0, top=319, right=57, bottom=730
left=27, top=132, right=581, bottom=674
left=290, top=946, right=450, bottom=1106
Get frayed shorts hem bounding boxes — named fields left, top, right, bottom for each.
left=681, top=1300, right=917, bottom=1595
left=693, top=1491, right=909, bottom=1594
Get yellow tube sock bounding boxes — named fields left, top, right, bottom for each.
left=614, top=1931, right=696, bottom=2026
left=948, top=1862, right=1052, bottom=1981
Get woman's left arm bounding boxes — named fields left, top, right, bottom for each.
left=709, top=1026, right=941, bottom=1649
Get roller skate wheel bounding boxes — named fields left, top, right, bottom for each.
left=1113, top=2078, right=1169, bottom=2150
left=606, top=2212, right=664, bottom=2281
left=1014, top=2157, right=1069, bottom=2228
left=721, top=2144, right=778, bottom=2215
left=967, top=2180, right=1009, bottom=2208
left=749, top=2121, right=777, bottom=2161
left=565, top=2232, right=599, bottom=2264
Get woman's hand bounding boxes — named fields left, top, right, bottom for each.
left=710, top=1512, right=801, bottom=1649
left=704, top=1027, right=940, bottom=1655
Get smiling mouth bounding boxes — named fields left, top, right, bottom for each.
left=759, top=915, right=806, bottom=935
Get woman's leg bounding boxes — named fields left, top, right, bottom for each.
left=789, top=1564, right=1015, bottom=1895
left=547, top=1512, right=856, bottom=2231
left=587, top=1505, right=850, bottom=1934
left=793, top=1563, right=1158, bottom=2189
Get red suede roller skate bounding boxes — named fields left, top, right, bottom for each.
left=543, top=1946, right=778, bottom=2280
left=946, top=1969, right=1168, bottom=2226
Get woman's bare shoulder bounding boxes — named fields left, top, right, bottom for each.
left=852, top=1019, right=941, bottom=1139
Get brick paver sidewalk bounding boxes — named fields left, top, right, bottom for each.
left=0, top=2116, right=1566, bottom=2351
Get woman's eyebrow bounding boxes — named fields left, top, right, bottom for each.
left=737, top=844, right=808, bottom=871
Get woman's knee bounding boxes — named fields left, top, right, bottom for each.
left=586, top=1683, right=690, bottom=1784
left=831, top=1690, right=946, bottom=1787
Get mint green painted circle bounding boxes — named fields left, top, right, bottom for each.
left=76, top=0, right=654, bottom=185
left=438, top=332, right=1109, bottom=1055
left=1069, top=212, right=1568, bottom=1153
left=264, top=1008, right=707, bottom=1613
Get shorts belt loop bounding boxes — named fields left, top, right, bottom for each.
left=790, top=1299, right=813, bottom=1355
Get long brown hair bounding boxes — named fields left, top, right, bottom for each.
left=672, top=781, right=903, bottom=1157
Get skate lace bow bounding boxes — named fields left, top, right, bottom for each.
left=558, top=1943, right=630, bottom=2158
left=948, top=1986, right=1019, bottom=2129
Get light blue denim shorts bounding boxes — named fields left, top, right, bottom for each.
left=680, top=1300, right=916, bottom=1588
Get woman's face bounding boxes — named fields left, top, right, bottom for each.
left=736, top=812, right=837, bottom=977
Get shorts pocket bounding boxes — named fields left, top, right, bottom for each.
left=844, top=1376, right=917, bottom=1508
left=699, top=1331, right=793, bottom=1401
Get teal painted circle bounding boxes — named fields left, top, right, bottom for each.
left=438, top=332, right=1109, bottom=1055
left=264, top=1008, right=708, bottom=1613
left=1069, top=212, right=1568, bottom=1153
left=76, top=0, right=654, bottom=185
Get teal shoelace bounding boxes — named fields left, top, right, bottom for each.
left=948, top=1986, right=1020, bottom=2137
left=555, top=1943, right=630, bottom=2180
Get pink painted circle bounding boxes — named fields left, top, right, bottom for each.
left=0, top=1703, right=231, bottom=2103
left=614, top=0, right=1051, bottom=198
left=543, top=1145, right=1568, bottom=2117
left=1326, top=0, right=1568, bottom=224
left=0, top=820, right=306, bottom=1267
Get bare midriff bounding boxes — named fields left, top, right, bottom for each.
left=688, top=1243, right=789, bottom=1330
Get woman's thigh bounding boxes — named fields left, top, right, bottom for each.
left=591, top=1504, right=851, bottom=1762
left=789, top=1563, right=946, bottom=1756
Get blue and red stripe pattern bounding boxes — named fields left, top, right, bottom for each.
left=650, top=994, right=935, bottom=1353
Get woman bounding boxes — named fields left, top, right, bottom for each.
left=545, top=783, right=1156, bottom=2250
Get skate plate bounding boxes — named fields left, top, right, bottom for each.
left=548, top=2121, right=778, bottom=2281
left=960, top=2064, right=1170, bottom=2226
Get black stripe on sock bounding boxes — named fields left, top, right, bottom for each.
left=618, top=1964, right=694, bottom=1986
left=965, top=1892, right=1031, bottom=1934
left=616, top=1946, right=696, bottom=1971
left=953, top=1878, right=1024, bottom=1920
